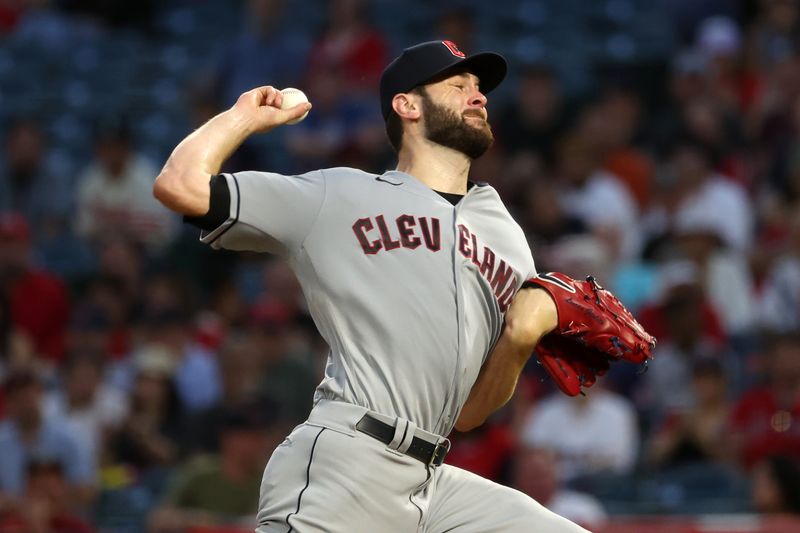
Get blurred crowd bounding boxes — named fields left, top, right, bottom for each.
left=2, top=0, right=800, bottom=531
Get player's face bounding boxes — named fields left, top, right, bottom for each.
left=419, top=72, right=493, bottom=159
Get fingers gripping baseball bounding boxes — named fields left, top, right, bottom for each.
left=233, top=86, right=312, bottom=133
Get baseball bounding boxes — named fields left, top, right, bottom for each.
left=280, top=87, right=310, bottom=125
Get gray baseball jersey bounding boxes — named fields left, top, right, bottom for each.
left=200, top=167, right=536, bottom=436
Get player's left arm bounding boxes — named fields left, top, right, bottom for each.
left=454, top=287, right=556, bottom=432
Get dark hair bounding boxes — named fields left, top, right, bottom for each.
left=94, top=114, right=132, bottom=143
left=384, top=86, right=425, bottom=153
left=666, top=138, right=720, bottom=168
left=692, top=357, right=725, bottom=378
left=3, top=370, right=40, bottom=395
left=63, top=348, right=105, bottom=374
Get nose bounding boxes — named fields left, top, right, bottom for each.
left=468, top=89, right=487, bottom=109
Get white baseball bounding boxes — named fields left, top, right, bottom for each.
left=280, top=88, right=310, bottom=125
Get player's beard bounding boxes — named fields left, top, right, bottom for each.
left=419, top=90, right=493, bottom=160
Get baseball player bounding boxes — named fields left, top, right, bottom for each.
left=154, top=41, right=652, bottom=532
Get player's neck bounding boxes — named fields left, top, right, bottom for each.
left=396, top=142, right=471, bottom=195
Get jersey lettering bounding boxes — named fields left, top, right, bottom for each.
left=470, top=234, right=481, bottom=268
left=479, top=248, right=495, bottom=277
left=376, top=215, right=401, bottom=251
left=458, top=224, right=519, bottom=312
left=419, top=218, right=441, bottom=251
left=354, top=215, right=441, bottom=254
left=490, top=260, right=514, bottom=297
left=352, top=218, right=382, bottom=254
left=397, top=215, right=421, bottom=249
left=458, top=225, right=471, bottom=257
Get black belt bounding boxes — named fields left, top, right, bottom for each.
left=355, top=414, right=450, bottom=467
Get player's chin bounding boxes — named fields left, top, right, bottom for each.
left=463, top=116, right=491, bottom=132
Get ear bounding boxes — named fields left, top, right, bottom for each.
left=391, top=93, right=421, bottom=120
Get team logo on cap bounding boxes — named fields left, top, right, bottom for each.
left=442, top=40, right=465, bottom=58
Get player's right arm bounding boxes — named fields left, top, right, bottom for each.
left=153, top=86, right=311, bottom=216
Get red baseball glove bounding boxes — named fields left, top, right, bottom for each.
left=523, top=272, right=656, bottom=396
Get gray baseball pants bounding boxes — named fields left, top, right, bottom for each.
left=255, top=400, right=589, bottom=533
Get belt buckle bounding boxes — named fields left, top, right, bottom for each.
left=428, top=438, right=451, bottom=467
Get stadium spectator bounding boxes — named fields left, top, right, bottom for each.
left=304, top=0, right=389, bottom=94
left=42, top=350, right=128, bottom=465
left=148, top=402, right=283, bottom=532
left=284, top=64, right=386, bottom=171
left=582, top=87, right=656, bottom=212
left=434, top=5, right=478, bottom=56
left=94, top=236, right=145, bottom=317
left=70, top=277, right=133, bottom=362
left=446, top=421, right=516, bottom=483
left=0, top=370, right=96, bottom=510
left=213, top=0, right=310, bottom=108
left=519, top=178, right=589, bottom=272
left=179, top=337, right=272, bottom=456
left=75, top=117, right=176, bottom=250
left=497, top=64, right=567, bottom=167
left=671, top=207, right=758, bottom=335
left=511, top=446, right=607, bottom=528
left=249, top=311, right=318, bottom=426
left=0, top=290, right=35, bottom=382
left=520, top=386, right=639, bottom=482
left=746, top=0, right=800, bottom=72
left=0, top=117, right=71, bottom=232
left=637, top=262, right=727, bottom=415
left=696, top=15, right=749, bottom=113
left=0, top=460, right=95, bottom=533
left=645, top=140, right=753, bottom=253
left=555, top=134, right=641, bottom=262
left=729, top=333, right=800, bottom=469
left=139, top=309, right=221, bottom=414
left=107, top=346, right=184, bottom=473
left=0, top=0, right=25, bottom=34
left=0, top=212, right=70, bottom=364
left=758, top=212, right=800, bottom=332
left=645, top=357, right=733, bottom=470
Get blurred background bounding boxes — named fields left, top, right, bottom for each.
left=1, top=0, right=800, bottom=531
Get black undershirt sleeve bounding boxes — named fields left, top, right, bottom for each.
left=183, top=174, right=231, bottom=231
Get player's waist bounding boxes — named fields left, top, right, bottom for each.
left=308, top=400, right=450, bottom=467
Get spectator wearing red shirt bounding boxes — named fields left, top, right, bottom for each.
left=0, top=460, right=94, bottom=533
left=0, top=213, right=69, bottom=363
left=446, top=422, right=516, bottom=482
left=730, top=333, right=800, bottom=469
left=305, top=0, right=389, bottom=94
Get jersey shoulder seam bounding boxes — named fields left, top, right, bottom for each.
left=294, top=168, right=329, bottom=257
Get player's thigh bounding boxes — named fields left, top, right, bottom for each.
left=423, top=464, right=589, bottom=533
left=257, top=423, right=429, bottom=533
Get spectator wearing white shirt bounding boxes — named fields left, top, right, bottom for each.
left=644, top=140, right=753, bottom=252
left=42, top=351, right=128, bottom=465
left=556, top=135, right=641, bottom=262
left=672, top=207, right=757, bottom=335
left=520, top=387, right=639, bottom=482
left=75, top=117, right=177, bottom=250
left=758, top=213, right=800, bottom=332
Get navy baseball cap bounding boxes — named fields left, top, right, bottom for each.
left=379, top=40, right=507, bottom=119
